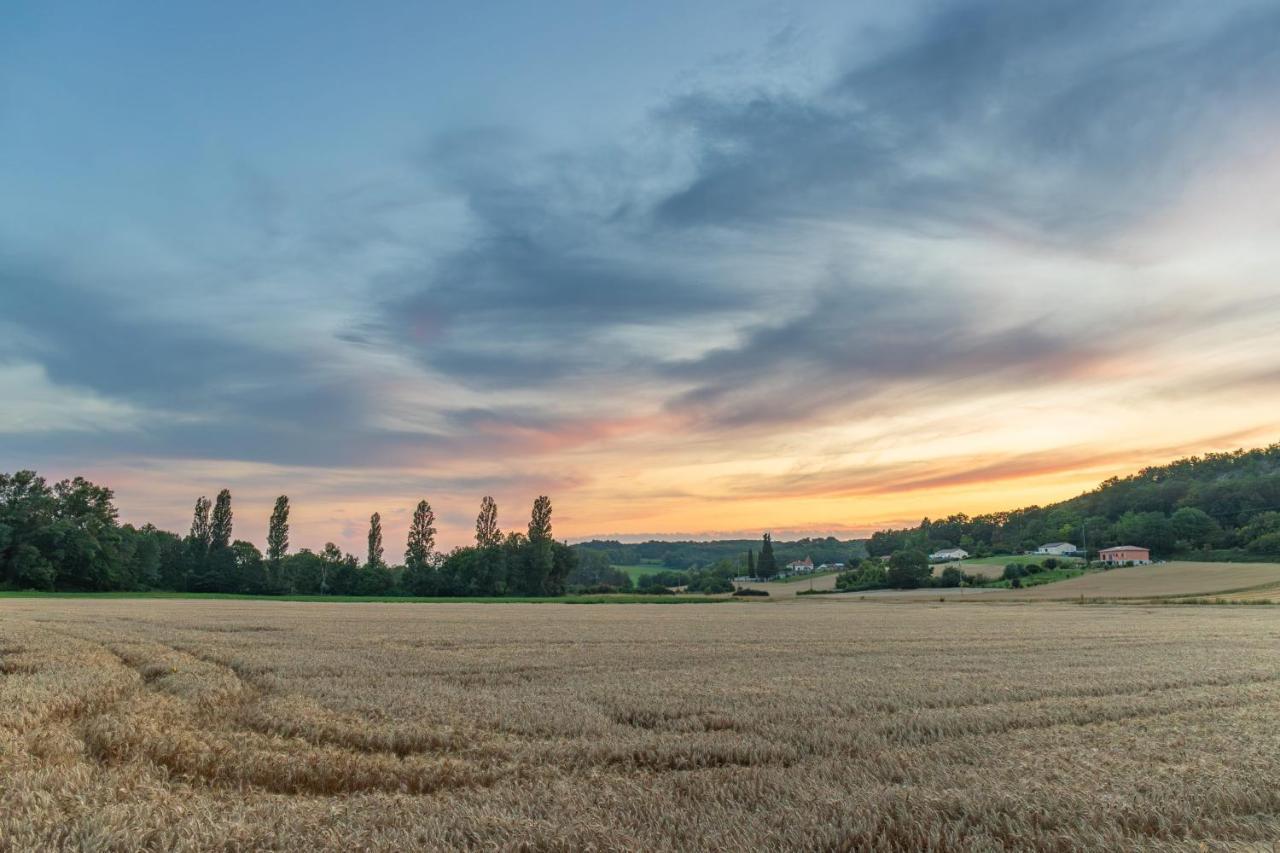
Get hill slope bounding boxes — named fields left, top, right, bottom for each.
left=868, top=443, right=1280, bottom=559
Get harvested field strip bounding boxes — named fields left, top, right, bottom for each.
left=4, top=598, right=1280, bottom=850
left=999, top=560, right=1280, bottom=600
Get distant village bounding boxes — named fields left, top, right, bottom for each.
left=738, top=541, right=1153, bottom=582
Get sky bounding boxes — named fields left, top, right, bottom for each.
left=3, top=1, right=1279, bottom=556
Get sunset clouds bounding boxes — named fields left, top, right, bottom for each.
left=3, top=1, right=1278, bottom=552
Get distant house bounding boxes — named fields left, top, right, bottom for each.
left=1098, top=545, right=1151, bottom=565
left=1035, top=542, right=1078, bottom=556
left=816, top=562, right=844, bottom=572
left=786, top=557, right=814, bottom=573
left=929, top=548, right=969, bottom=563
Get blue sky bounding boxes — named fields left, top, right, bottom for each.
left=3, top=1, right=1279, bottom=554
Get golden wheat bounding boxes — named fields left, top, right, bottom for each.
left=2, top=597, right=1279, bottom=851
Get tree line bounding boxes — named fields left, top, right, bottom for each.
left=574, top=533, right=866, bottom=573
left=867, top=444, right=1280, bottom=560
left=0, top=470, right=576, bottom=596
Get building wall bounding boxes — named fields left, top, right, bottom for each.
left=1100, top=548, right=1151, bottom=564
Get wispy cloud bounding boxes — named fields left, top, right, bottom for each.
left=3, top=1, right=1279, bottom=551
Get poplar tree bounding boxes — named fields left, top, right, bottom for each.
left=747, top=548, right=755, bottom=577
left=199, top=489, right=235, bottom=591
left=527, top=496, right=552, bottom=543
left=266, top=496, right=290, bottom=593
left=188, top=496, right=212, bottom=550
left=757, top=533, right=777, bottom=579
left=183, top=496, right=212, bottom=589
left=405, top=500, right=436, bottom=572
left=210, top=489, right=233, bottom=550
left=524, top=496, right=553, bottom=595
left=266, top=496, right=290, bottom=564
left=367, top=512, right=384, bottom=569
left=475, top=496, right=501, bottom=548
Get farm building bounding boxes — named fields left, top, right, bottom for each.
left=1098, top=545, right=1151, bottom=565
left=786, top=557, right=814, bottom=573
left=1035, top=542, right=1078, bottom=556
left=816, top=562, right=845, bottom=572
left=929, top=547, right=969, bottom=562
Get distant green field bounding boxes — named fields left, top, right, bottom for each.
left=0, top=590, right=721, bottom=605
left=613, top=564, right=671, bottom=582
left=986, top=567, right=1090, bottom=589
left=767, top=569, right=843, bottom=584
left=961, top=554, right=1084, bottom=567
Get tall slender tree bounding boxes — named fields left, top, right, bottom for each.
left=524, top=496, right=553, bottom=595
left=210, top=489, right=233, bottom=550
left=528, top=496, right=552, bottom=543
left=266, top=496, right=290, bottom=564
left=188, top=496, right=212, bottom=550
left=183, top=496, right=212, bottom=592
left=746, top=548, right=755, bottom=577
left=757, top=533, right=777, bottom=579
left=367, top=512, right=384, bottom=569
left=405, top=500, right=436, bottom=571
left=475, top=496, right=501, bottom=548
left=265, top=495, right=290, bottom=593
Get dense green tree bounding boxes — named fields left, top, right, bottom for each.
left=886, top=550, right=930, bottom=589
left=746, top=548, right=755, bottom=576
left=232, top=540, right=266, bottom=593
left=1170, top=506, right=1220, bottom=549
left=1112, top=511, right=1176, bottom=553
left=566, top=549, right=631, bottom=590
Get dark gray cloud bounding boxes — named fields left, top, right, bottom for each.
left=367, top=0, right=1280, bottom=412
left=660, top=281, right=1113, bottom=430
left=656, top=0, right=1280, bottom=237
left=9, top=0, right=1279, bottom=476
left=0, top=254, right=416, bottom=467
left=373, top=131, right=743, bottom=389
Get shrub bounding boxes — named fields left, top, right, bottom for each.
left=887, top=550, right=930, bottom=589
left=1042, top=557, right=1059, bottom=569
left=1002, top=564, right=1026, bottom=581
left=732, top=588, right=769, bottom=597
left=935, top=566, right=965, bottom=588
left=1010, top=577, right=1023, bottom=588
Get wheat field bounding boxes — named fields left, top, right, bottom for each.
left=3, top=598, right=1280, bottom=851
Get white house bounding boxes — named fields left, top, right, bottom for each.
left=1035, top=542, right=1078, bottom=556
left=928, top=547, right=969, bottom=563
left=816, top=562, right=845, bottom=572
left=786, top=557, right=815, bottom=573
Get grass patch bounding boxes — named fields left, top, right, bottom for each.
left=767, top=569, right=843, bottom=584
left=985, top=567, right=1089, bottom=589
left=612, top=564, right=673, bottom=583
left=960, top=555, right=1085, bottom=567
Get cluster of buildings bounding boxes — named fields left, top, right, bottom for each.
left=736, top=557, right=846, bottom=582
left=780, top=557, right=846, bottom=577
left=927, top=543, right=1152, bottom=565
